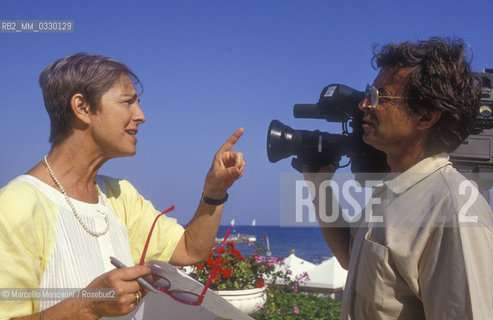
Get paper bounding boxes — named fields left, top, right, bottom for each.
left=102, top=260, right=253, bottom=320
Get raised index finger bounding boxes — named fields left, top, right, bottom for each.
left=218, top=127, right=244, bottom=152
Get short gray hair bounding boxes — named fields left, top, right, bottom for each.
left=39, top=53, right=141, bottom=145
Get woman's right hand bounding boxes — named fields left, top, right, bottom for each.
left=82, top=264, right=152, bottom=319
left=12, top=265, right=153, bottom=320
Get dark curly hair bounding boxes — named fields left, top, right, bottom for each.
left=39, top=53, right=142, bottom=145
left=372, top=37, right=480, bottom=154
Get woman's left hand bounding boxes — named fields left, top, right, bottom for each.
left=168, top=127, right=246, bottom=265
left=202, top=127, right=246, bottom=199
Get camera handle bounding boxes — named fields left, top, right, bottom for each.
left=291, top=156, right=342, bottom=173
left=291, top=157, right=304, bottom=173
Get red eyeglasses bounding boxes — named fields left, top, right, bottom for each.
left=139, top=205, right=231, bottom=305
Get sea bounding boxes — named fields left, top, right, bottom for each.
left=217, top=225, right=333, bottom=265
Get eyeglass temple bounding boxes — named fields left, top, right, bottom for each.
left=197, top=228, right=231, bottom=302
left=139, top=205, right=176, bottom=265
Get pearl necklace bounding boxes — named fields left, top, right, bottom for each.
left=43, top=156, right=109, bottom=237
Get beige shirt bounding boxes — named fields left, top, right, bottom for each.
left=341, top=153, right=493, bottom=319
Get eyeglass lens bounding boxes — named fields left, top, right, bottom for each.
left=146, top=225, right=231, bottom=305
left=152, top=275, right=201, bottom=303
left=365, top=84, right=378, bottom=109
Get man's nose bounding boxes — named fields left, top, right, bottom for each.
left=359, top=95, right=372, bottom=111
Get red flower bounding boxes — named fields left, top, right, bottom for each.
left=218, top=257, right=227, bottom=266
left=254, top=278, right=265, bottom=288
left=190, top=239, right=283, bottom=291
left=212, top=273, right=220, bottom=281
left=222, top=268, right=233, bottom=278
left=231, top=248, right=240, bottom=257
left=205, top=257, right=215, bottom=268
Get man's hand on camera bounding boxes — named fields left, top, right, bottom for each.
left=301, top=162, right=337, bottom=191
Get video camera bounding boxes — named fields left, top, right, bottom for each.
left=266, top=83, right=389, bottom=174
left=267, top=70, right=493, bottom=177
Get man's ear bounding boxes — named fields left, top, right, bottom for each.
left=70, top=93, right=91, bottom=124
left=418, top=110, right=441, bottom=130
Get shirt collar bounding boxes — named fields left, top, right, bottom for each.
left=383, top=152, right=451, bottom=194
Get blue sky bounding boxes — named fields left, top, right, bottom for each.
left=1, top=0, right=492, bottom=225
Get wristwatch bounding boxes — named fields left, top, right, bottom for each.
left=201, top=193, right=229, bottom=205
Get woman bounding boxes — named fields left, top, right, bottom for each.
left=0, top=53, right=246, bottom=319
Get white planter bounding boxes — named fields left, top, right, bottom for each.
left=216, top=287, right=267, bottom=314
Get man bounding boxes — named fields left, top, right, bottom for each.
left=305, top=38, right=493, bottom=319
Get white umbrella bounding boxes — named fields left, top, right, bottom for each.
left=272, top=252, right=347, bottom=291
left=272, top=250, right=316, bottom=283
left=306, top=257, right=347, bottom=289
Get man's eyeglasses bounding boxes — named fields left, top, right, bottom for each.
left=139, top=205, right=231, bottom=306
left=365, top=84, right=407, bottom=109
